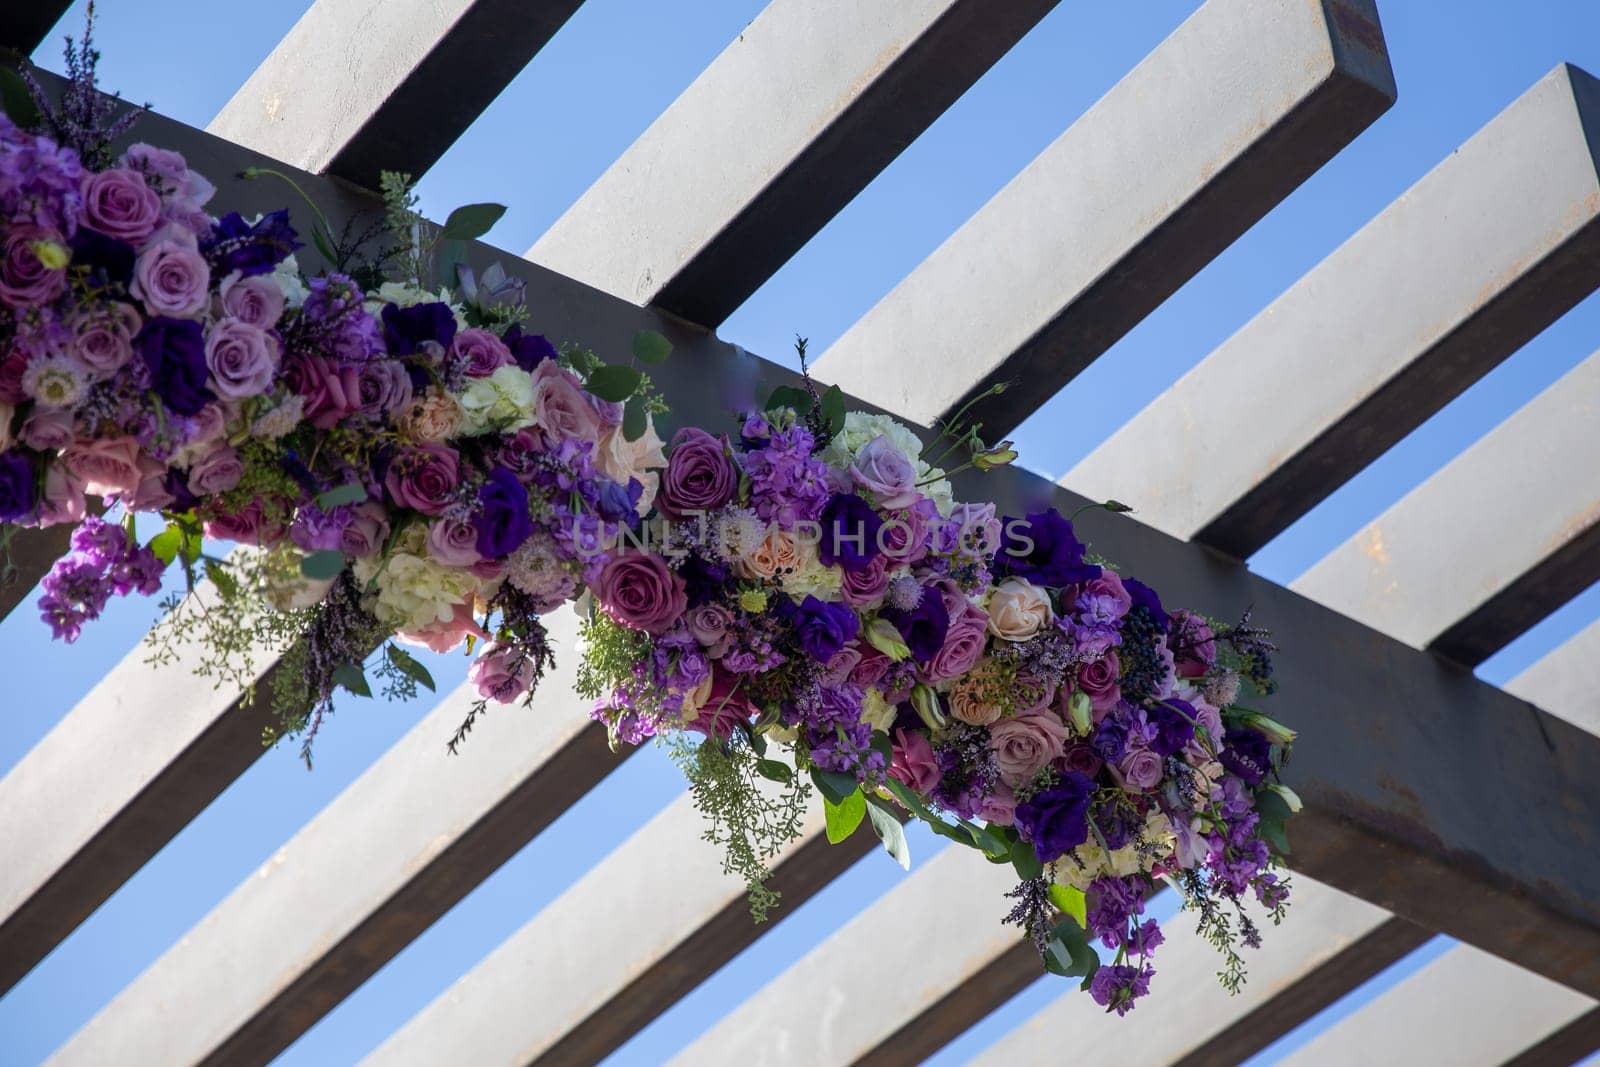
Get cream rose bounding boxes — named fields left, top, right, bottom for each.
left=986, top=577, right=1054, bottom=641
left=949, top=675, right=1002, bottom=726
left=595, top=415, right=666, bottom=511
left=398, top=389, right=465, bottom=442
left=739, top=527, right=805, bottom=582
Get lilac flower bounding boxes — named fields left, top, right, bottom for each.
left=1086, top=875, right=1147, bottom=949
left=743, top=425, right=830, bottom=525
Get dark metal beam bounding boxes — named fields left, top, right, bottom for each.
left=0, top=2, right=71, bottom=55
left=0, top=522, right=69, bottom=623
left=529, top=0, right=1059, bottom=326
left=209, top=0, right=586, bottom=189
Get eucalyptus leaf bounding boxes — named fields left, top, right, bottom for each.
left=1048, top=883, right=1088, bottom=928
left=1049, top=916, right=1099, bottom=979
left=824, top=788, right=866, bottom=844
left=811, top=767, right=859, bottom=806
left=622, top=396, right=648, bottom=442
left=585, top=364, right=643, bottom=403
left=1009, top=836, right=1043, bottom=881
left=315, top=482, right=368, bottom=510
left=765, top=385, right=813, bottom=414
left=820, top=384, right=845, bottom=436
left=0, top=66, right=41, bottom=129
left=632, top=328, right=673, bottom=365
left=440, top=202, right=507, bottom=240
left=755, top=758, right=793, bottom=784
left=864, top=798, right=911, bottom=870
left=435, top=240, right=467, bottom=293
left=332, top=663, right=372, bottom=698
left=300, top=549, right=347, bottom=580
left=386, top=644, right=436, bottom=692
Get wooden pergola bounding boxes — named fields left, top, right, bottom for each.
left=2, top=1, right=1599, bottom=1063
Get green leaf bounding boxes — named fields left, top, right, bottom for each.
left=440, top=202, right=507, bottom=241
left=300, top=549, right=347, bottom=580
left=147, top=524, right=183, bottom=566
left=1255, top=787, right=1293, bottom=824
left=747, top=728, right=768, bottom=757
left=1048, top=883, right=1088, bottom=929
left=755, top=758, right=793, bottom=784
left=204, top=558, right=240, bottom=601
left=632, top=328, right=673, bottom=365
left=311, top=225, right=337, bottom=266
left=868, top=730, right=894, bottom=766
left=386, top=644, right=436, bottom=692
left=0, top=66, right=41, bottom=129
left=824, top=788, right=866, bottom=844
left=1010, top=836, right=1043, bottom=880
left=1045, top=917, right=1100, bottom=979
left=585, top=364, right=643, bottom=403
left=622, top=396, right=648, bottom=442
left=810, top=767, right=859, bottom=806
left=820, top=384, right=845, bottom=437
left=331, top=663, right=372, bottom=698
left=435, top=239, right=467, bottom=293
left=765, top=384, right=813, bottom=414
left=864, top=798, right=911, bottom=870
left=316, top=482, right=368, bottom=510
left=962, top=820, right=1012, bottom=861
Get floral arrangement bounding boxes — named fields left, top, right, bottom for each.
left=0, top=20, right=1299, bottom=1015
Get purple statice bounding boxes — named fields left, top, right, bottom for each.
left=37, top=515, right=163, bottom=642
left=1085, top=875, right=1148, bottom=950
left=742, top=425, right=830, bottom=525
left=201, top=210, right=301, bottom=278
left=932, top=722, right=1001, bottom=819
left=1088, top=963, right=1153, bottom=1016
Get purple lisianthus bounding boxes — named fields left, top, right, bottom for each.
left=0, top=450, right=36, bottom=522
left=1220, top=726, right=1273, bottom=785
left=1014, top=770, right=1095, bottom=863
left=475, top=466, right=534, bottom=558
left=881, top=582, right=950, bottom=664
left=502, top=324, right=556, bottom=372
left=1124, top=577, right=1170, bottom=632
left=68, top=228, right=136, bottom=287
left=818, top=492, right=883, bottom=572
left=136, top=316, right=213, bottom=416
left=777, top=594, right=860, bottom=662
left=201, top=210, right=301, bottom=277
left=381, top=301, right=457, bottom=356
left=993, top=508, right=1101, bottom=587
left=1146, top=698, right=1197, bottom=757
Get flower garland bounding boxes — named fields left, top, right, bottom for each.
left=0, top=24, right=1299, bottom=1015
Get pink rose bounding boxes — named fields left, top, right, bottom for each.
left=990, top=712, right=1069, bottom=787
left=384, top=443, right=461, bottom=516
left=823, top=644, right=862, bottom=686
left=850, top=435, right=918, bottom=510
left=220, top=271, right=285, bottom=328
left=923, top=614, right=988, bottom=683
left=187, top=445, right=244, bottom=496
left=849, top=648, right=893, bottom=691
left=595, top=551, right=688, bottom=635
left=889, top=728, right=942, bottom=795
left=203, top=499, right=281, bottom=545
left=530, top=361, right=604, bottom=445
left=80, top=167, right=163, bottom=245
left=1078, top=652, right=1121, bottom=715
left=62, top=436, right=143, bottom=498
left=398, top=601, right=489, bottom=655
left=657, top=427, right=737, bottom=518
left=687, top=602, right=733, bottom=657
left=20, top=407, right=75, bottom=451
left=0, top=225, right=68, bottom=307
left=124, top=454, right=175, bottom=511
left=978, top=780, right=1017, bottom=827
left=131, top=233, right=210, bottom=318
left=685, top=669, right=759, bottom=739
left=205, top=319, right=279, bottom=400
left=285, top=352, right=360, bottom=429
left=1113, top=746, right=1164, bottom=793
left=426, top=517, right=482, bottom=567
left=70, top=303, right=141, bottom=377
left=451, top=328, right=513, bottom=377
left=840, top=553, right=892, bottom=608
left=38, top=464, right=85, bottom=526
left=340, top=502, right=390, bottom=558
left=467, top=641, right=538, bottom=703
left=356, top=360, right=413, bottom=421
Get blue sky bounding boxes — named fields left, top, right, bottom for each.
left=4, top=0, right=1600, bottom=1063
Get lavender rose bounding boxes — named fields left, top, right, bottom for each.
left=451, top=328, right=513, bottom=378
left=62, top=437, right=143, bottom=498
left=924, top=614, right=988, bottom=683
left=80, top=167, right=162, bottom=245
left=219, top=271, right=285, bottom=328
left=889, top=727, right=942, bottom=794
left=186, top=445, right=244, bottom=496
left=1112, top=746, right=1165, bottom=793
left=1170, top=609, right=1217, bottom=678
left=70, top=304, right=141, bottom=377
left=530, top=360, right=604, bottom=446
left=990, top=712, right=1070, bottom=787
left=687, top=602, right=733, bottom=657
left=21, top=408, right=75, bottom=451
left=0, top=225, right=68, bottom=307
left=427, top=516, right=482, bottom=567
left=849, top=434, right=918, bottom=510
left=356, top=359, right=413, bottom=421
left=204, top=319, right=279, bottom=400
left=595, top=551, right=688, bottom=635
left=840, top=553, right=892, bottom=608
left=340, top=502, right=391, bottom=558
left=285, top=351, right=361, bottom=429
left=1078, top=651, right=1122, bottom=714
left=384, top=443, right=461, bottom=516
left=131, top=233, right=210, bottom=318
left=657, top=427, right=737, bottom=519
left=468, top=642, right=537, bottom=704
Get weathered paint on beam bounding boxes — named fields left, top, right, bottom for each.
left=46, top=615, right=633, bottom=1067
left=666, top=846, right=1025, bottom=1067
left=1068, top=63, right=1600, bottom=560
left=811, top=0, right=1396, bottom=434
left=528, top=0, right=1059, bottom=326
left=1293, top=350, right=1600, bottom=667
left=1504, top=617, right=1600, bottom=735
left=1273, top=944, right=1595, bottom=1066
left=209, top=0, right=586, bottom=188
left=1, top=3, right=71, bottom=54
left=361, top=792, right=876, bottom=1067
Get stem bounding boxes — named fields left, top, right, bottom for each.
left=242, top=167, right=336, bottom=250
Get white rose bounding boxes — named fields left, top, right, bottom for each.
left=986, top=577, right=1054, bottom=641
left=456, top=364, right=535, bottom=435
left=270, top=254, right=308, bottom=310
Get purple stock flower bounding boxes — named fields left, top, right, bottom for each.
left=0, top=450, right=36, bottom=522
left=818, top=492, right=883, bottom=572
left=1013, top=770, right=1094, bottom=863
left=993, top=508, right=1101, bottom=587
left=381, top=301, right=457, bottom=356
left=881, top=583, right=949, bottom=664
left=475, top=466, right=534, bottom=559
left=201, top=210, right=301, bottom=277
left=777, top=594, right=860, bottom=662
left=135, top=316, right=213, bottom=416
left=1088, top=964, right=1153, bottom=1016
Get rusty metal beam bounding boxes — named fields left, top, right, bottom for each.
left=208, top=0, right=586, bottom=189
left=1294, top=350, right=1600, bottom=667
left=811, top=0, right=1395, bottom=434
left=1068, top=62, right=1600, bottom=560
left=528, top=0, right=1058, bottom=325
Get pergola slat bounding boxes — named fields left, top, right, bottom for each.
left=0, top=3, right=71, bottom=54
left=1293, top=350, right=1600, bottom=667
left=1273, top=944, right=1595, bottom=1066
left=360, top=793, right=876, bottom=1067
left=1504, top=617, right=1600, bottom=734
left=810, top=0, right=1396, bottom=433
left=208, top=0, right=586, bottom=188
left=1067, top=62, right=1600, bottom=560
left=45, top=616, right=635, bottom=1067
left=527, top=0, right=1059, bottom=326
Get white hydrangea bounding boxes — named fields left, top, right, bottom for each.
left=270, top=254, right=308, bottom=310
left=780, top=548, right=844, bottom=600
left=354, top=550, right=479, bottom=631
left=456, top=364, right=535, bottom=435
left=821, top=410, right=954, bottom=516
left=860, top=687, right=896, bottom=733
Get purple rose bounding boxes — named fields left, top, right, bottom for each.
left=840, top=553, right=891, bottom=608
left=475, top=466, right=534, bottom=558
left=204, top=318, right=279, bottom=400
left=944, top=501, right=1001, bottom=557
left=685, top=670, right=759, bottom=739
left=1014, top=770, right=1094, bottom=863
left=203, top=498, right=280, bottom=546
left=80, top=167, right=162, bottom=245
left=1057, top=742, right=1104, bottom=779
left=777, top=594, right=860, bottom=662
left=1073, top=569, right=1133, bottom=622
left=0, top=225, right=68, bottom=307
left=889, top=727, right=941, bottom=795
left=1112, top=746, right=1164, bottom=792
left=924, top=613, right=987, bottom=683
left=994, top=508, right=1101, bottom=588
left=818, top=492, right=883, bottom=572
left=340, top=502, right=390, bottom=558
left=1078, top=652, right=1121, bottom=714
left=0, top=450, right=36, bottom=522
left=849, top=435, right=918, bottom=509
left=596, top=551, right=688, bottom=635
left=427, top=516, right=482, bottom=567
left=285, top=351, right=361, bottom=429
left=451, top=328, right=512, bottom=377
left=136, top=316, right=213, bottom=416
left=131, top=233, right=211, bottom=318
left=70, top=304, right=140, bottom=377
left=657, top=427, right=737, bottom=519
left=20, top=407, right=74, bottom=451
left=186, top=445, right=243, bottom=497
left=384, top=443, right=461, bottom=516
left=219, top=271, right=285, bottom=328
left=881, top=583, right=949, bottom=664
left=357, top=359, right=413, bottom=421
left=687, top=602, right=733, bottom=656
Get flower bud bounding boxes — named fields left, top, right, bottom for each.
left=973, top=441, right=1018, bottom=471
left=1264, top=783, right=1302, bottom=813
left=910, top=683, right=946, bottom=731
left=1236, top=710, right=1297, bottom=746
left=31, top=239, right=71, bottom=270
left=865, top=616, right=911, bottom=661
left=1066, top=689, right=1093, bottom=735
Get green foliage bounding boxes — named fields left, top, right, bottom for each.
left=332, top=663, right=372, bottom=698
left=300, top=549, right=346, bottom=580
left=1043, top=917, right=1099, bottom=983
left=810, top=766, right=859, bottom=805
left=0, top=66, right=41, bottom=128
left=440, top=202, right=506, bottom=240
left=315, top=483, right=368, bottom=509
left=864, top=796, right=911, bottom=870
left=632, top=328, right=673, bottom=365
left=824, top=787, right=866, bottom=844
left=585, top=364, right=643, bottom=403
left=1048, top=883, right=1088, bottom=928
left=386, top=644, right=436, bottom=692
